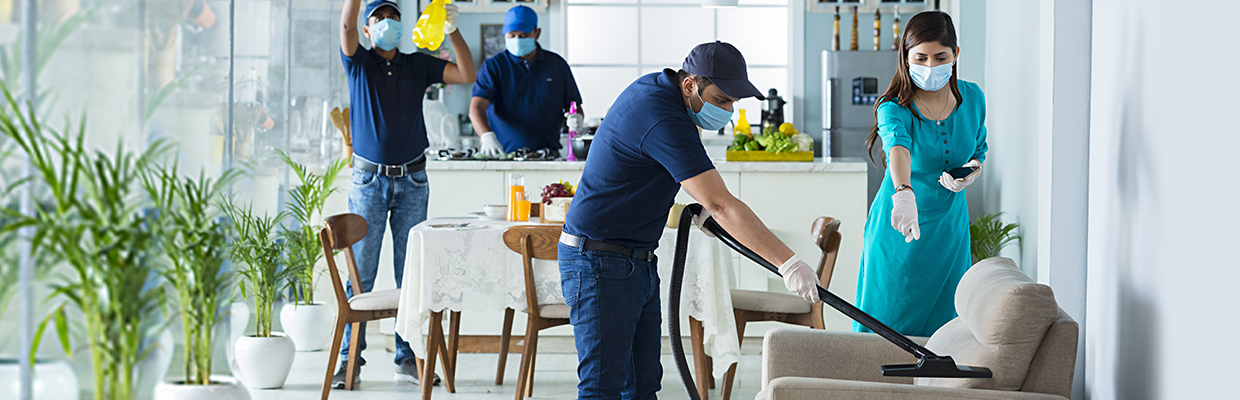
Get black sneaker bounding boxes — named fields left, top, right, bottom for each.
left=394, top=359, right=442, bottom=386
left=332, top=360, right=363, bottom=389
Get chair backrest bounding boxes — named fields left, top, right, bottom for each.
left=810, top=217, right=842, bottom=288
left=320, top=213, right=368, bottom=310
left=501, top=225, right=562, bottom=318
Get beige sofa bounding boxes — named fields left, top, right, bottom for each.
left=757, top=257, right=1078, bottom=400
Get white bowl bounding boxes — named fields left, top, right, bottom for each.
left=483, top=204, right=507, bottom=218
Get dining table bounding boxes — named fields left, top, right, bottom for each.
left=394, top=215, right=742, bottom=399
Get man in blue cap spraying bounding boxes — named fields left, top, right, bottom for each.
left=558, top=41, right=822, bottom=398
left=470, top=5, right=583, bottom=157
left=334, top=0, right=475, bottom=389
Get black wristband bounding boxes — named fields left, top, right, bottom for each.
left=895, top=184, right=913, bottom=193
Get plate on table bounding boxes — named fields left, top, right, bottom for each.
left=470, top=211, right=507, bottom=221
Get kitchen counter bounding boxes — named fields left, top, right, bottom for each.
left=427, top=157, right=868, bottom=173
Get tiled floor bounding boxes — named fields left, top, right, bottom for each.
left=248, top=333, right=763, bottom=400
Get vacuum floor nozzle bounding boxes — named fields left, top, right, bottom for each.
left=881, top=356, right=993, bottom=378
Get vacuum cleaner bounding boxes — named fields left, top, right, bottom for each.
left=668, top=204, right=991, bottom=400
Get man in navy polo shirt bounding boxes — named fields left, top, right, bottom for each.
left=470, top=5, right=582, bottom=156
left=559, top=42, right=823, bottom=399
left=334, top=0, right=475, bottom=388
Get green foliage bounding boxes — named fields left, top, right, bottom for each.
left=278, top=151, right=347, bottom=305
left=220, top=197, right=298, bottom=338
left=0, top=85, right=169, bottom=400
left=970, top=213, right=1021, bottom=262
left=143, top=166, right=240, bottom=385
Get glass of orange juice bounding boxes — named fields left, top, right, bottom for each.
left=516, top=199, right=531, bottom=222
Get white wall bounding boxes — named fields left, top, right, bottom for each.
left=1088, top=0, right=1240, bottom=398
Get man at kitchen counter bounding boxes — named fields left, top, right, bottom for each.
left=333, top=0, right=475, bottom=389
left=559, top=41, right=822, bottom=399
left=470, top=5, right=582, bottom=157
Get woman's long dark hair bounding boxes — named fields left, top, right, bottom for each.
left=864, top=11, right=962, bottom=168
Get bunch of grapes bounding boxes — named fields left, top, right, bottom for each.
left=541, top=181, right=574, bottom=205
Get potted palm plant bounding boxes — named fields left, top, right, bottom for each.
left=0, top=90, right=169, bottom=400
left=221, top=198, right=299, bottom=389
left=144, top=167, right=249, bottom=400
left=970, top=213, right=1022, bottom=262
left=277, top=152, right=347, bottom=352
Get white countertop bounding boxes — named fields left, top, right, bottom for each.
left=426, top=157, right=868, bottom=173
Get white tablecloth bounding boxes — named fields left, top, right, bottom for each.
left=393, top=217, right=741, bottom=378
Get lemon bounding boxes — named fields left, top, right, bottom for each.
left=779, top=122, right=797, bottom=137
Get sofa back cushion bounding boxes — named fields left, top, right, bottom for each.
left=914, top=257, right=1059, bottom=391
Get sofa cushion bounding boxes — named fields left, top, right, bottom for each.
left=915, top=257, right=1059, bottom=391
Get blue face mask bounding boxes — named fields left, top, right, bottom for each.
left=370, top=19, right=402, bottom=51
left=506, top=37, right=536, bottom=57
left=686, top=89, right=733, bottom=131
left=909, top=62, right=954, bottom=92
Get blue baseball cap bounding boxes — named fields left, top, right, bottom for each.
left=364, top=0, right=401, bottom=24
left=682, top=41, right=765, bottom=100
left=504, top=6, right=538, bottom=34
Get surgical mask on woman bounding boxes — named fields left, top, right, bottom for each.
left=506, top=37, right=536, bottom=57
left=909, top=62, right=953, bottom=91
left=686, top=90, right=732, bottom=131
left=370, top=19, right=402, bottom=51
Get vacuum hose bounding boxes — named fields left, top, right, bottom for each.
left=668, top=204, right=990, bottom=400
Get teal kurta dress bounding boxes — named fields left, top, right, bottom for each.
left=854, top=80, right=989, bottom=337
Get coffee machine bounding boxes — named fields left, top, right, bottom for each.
left=760, top=88, right=786, bottom=129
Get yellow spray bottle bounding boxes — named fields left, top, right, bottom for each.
left=412, top=0, right=453, bottom=51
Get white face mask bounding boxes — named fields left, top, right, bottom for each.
left=909, top=62, right=954, bottom=91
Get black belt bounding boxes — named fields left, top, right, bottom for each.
left=559, top=233, right=655, bottom=262
left=353, top=155, right=426, bottom=178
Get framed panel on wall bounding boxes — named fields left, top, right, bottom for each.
left=480, top=24, right=505, bottom=61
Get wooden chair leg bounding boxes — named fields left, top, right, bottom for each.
left=496, top=308, right=515, bottom=385
left=690, top=317, right=709, bottom=400
left=513, top=318, right=537, bottom=400
left=706, top=354, right=715, bottom=389
left=321, top=317, right=348, bottom=400
left=344, top=322, right=363, bottom=391
left=447, top=311, right=462, bottom=390
left=525, top=328, right=540, bottom=398
left=721, top=311, right=750, bottom=400
left=422, top=312, right=442, bottom=400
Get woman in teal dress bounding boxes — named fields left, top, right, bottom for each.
left=854, top=11, right=988, bottom=337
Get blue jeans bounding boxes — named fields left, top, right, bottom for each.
left=340, top=165, right=429, bottom=366
left=559, top=242, right=662, bottom=400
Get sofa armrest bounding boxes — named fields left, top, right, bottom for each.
left=763, top=377, right=1070, bottom=400
left=762, top=327, right=926, bottom=387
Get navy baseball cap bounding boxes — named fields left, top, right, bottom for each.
left=682, top=41, right=765, bottom=100
left=504, top=5, right=537, bottom=33
left=364, top=0, right=401, bottom=24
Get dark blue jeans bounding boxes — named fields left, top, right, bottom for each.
left=559, top=242, right=662, bottom=400
left=340, top=163, right=429, bottom=366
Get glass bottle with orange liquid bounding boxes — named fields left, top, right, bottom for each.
left=508, top=174, right=525, bottom=221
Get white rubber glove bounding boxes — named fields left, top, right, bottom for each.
left=891, top=189, right=921, bottom=243
left=939, top=159, right=981, bottom=192
left=443, top=3, right=459, bottom=34
left=479, top=132, right=503, bottom=157
left=778, top=255, right=821, bottom=304
left=689, top=207, right=716, bottom=238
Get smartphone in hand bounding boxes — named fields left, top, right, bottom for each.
left=947, top=166, right=980, bottom=181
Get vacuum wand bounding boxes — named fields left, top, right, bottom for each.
left=667, top=204, right=990, bottom=400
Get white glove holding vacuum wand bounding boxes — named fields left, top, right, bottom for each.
left=479, top=131, right=504, bottom=157
left=779, top=255, right=821, bottom=304
left=891, top=189, right=921, bottom=243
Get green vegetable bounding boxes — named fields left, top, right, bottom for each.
left=762, top=125, right=779, bottom=136
left=745, top=141, right=760, bottom=151
left=475, top=153, right=488, bottom=160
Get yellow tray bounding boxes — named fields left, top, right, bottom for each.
left=725, top=151, right=814, bottom=162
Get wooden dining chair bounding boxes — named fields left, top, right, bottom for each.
left=319, top=213, right=449, bottom=399
left=497, top=225, right=570, bottom=400
left=717, top=217, right=842, bottom=400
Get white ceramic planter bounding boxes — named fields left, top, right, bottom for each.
left=227, top=301, right=250, bottom=378
left=154, top=376, right=251, bottom=400
left=280, top=302, right=333, bottom=351
left=233, top=333, right=295, bottom=389
left=0, top=358, right=79, bottom=399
